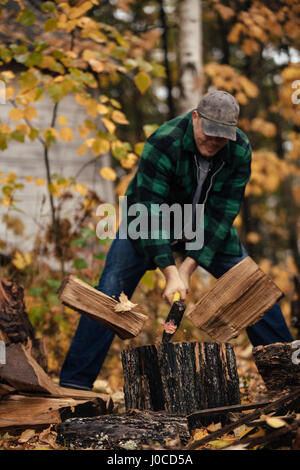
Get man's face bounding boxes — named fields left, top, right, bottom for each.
left=192, top=111, right=229, bottom=158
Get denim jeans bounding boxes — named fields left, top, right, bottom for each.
left=60, top=235, right=293, bottom=390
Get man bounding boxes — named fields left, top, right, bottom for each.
left=60, top=90, right=293, bottom=391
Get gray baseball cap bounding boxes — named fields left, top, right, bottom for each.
left=197, top=90, right=240, bottom=141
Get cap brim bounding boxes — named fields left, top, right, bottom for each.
left=202, top=117, right=236, bottom=141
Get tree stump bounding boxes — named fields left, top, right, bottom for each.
left=121, top=341, right=240, bottom=415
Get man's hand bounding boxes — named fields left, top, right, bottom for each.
left=178, top=257, right=198, bottom=291
left=161, top=265, right=187, bottom=305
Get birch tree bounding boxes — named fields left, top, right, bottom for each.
left=178, top=0, right=203, bottom=113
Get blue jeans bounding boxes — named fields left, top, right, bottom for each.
left=60, top=236, right=293, bottom=390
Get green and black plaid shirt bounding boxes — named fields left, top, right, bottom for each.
left=125, top=111, right=252, bottom=269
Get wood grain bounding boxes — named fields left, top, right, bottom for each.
left=59, top=275, right=147, bottom=339
left=186, top=256, right=283, bottom=342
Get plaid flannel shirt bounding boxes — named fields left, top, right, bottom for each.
left=125, top=111, right=252, bottom=269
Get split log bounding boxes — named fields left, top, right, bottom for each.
left=0, top=278, right=47, bottom=370
left=0, top=342, right=58, bottom=394
left=0, top=341, right=109, bottom=406
left=0, top=394, right=107, bottom=428
left=56, top=410, right=190, bottom=450
left=186, top=256, right=283, bottom=342
left=121, top=341, right=240, bottom=415
left=253, top=341, right=300, bottom=392
left=58, top=275, right=147, bottom=339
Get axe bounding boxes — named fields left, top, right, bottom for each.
left=162, top=292, right=186, bottom=343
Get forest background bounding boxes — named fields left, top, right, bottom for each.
left=0, top=0, right=300, bottom=394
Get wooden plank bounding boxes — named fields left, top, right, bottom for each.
left=0, top=395, right=106, bottom=428
left=59, top=275, right=147, bottom=339
left=186, top=256, right=283, bottom=342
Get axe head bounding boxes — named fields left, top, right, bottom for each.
left=162, top=296, right=186, bottom=343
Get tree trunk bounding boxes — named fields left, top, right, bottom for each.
left=121, top=341, right=240, bottom=415
left=177, top=0, right=203, bottom=113
left=56, top=409, right=190, bottom=450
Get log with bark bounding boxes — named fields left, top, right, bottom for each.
left=0, top=278, right=47, bottom=370
left=58, top=275, right=147, bottom=339
left=121, top=341, right=240, bottom=415
left=253, top=341, right=300, bottom=393
left=186, top=256, right=283, bottom=342
left=56, top=409, right=190, bottom=450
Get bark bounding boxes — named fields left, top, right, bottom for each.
left=253, top=341, right=300, bottom=392
left=177, top=0, right=203, bottom=113
left=121, top=341, right=240, bottom=415
left=0, top=278, right=48, bottom=370
left=56, top=409, right=190, bottom=450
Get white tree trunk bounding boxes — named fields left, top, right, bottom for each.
left=178, top=0, right=203, bottom=113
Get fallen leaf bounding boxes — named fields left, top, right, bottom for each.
left=207, top=422, right=222, bottom=432
left=265, top=417, right=286, bottom=429
left=114, top=292, right=138, bottom=312
left=18, top=429, right=36, bottom=443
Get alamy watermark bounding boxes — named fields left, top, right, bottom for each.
left=95, top=196, right=205, bottom=250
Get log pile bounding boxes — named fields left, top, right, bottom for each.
left=0, top=278, right=109, bottom=430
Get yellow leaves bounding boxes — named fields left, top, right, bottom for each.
left=120, top=152, right=138, bottom=170
left=76, top=143, right=88, bottom=155
left=246, top=151, right=287, bottom=196
left=250, top=118, right=276, bottom=138
left=35, top=178, right=46, bottom=186
left=214, top=3, right=235, bottom=20
left=264, top=416, right=286, bottom=429
left=9, top=108, right=24, bottom=121
left=12, top=251, right=31, bottom=270
left=239, top=76, right=259, bottom=99
left=134, top=71, right=151, bottom=94
left=60, top=127, right=74, bottom=142
left=246, top=232, right=261, bottom=244
left=5, top=86, right=15, bottom=100
left=58, top=115, right=68, bottom=126
left=24, top=106, right=37, bottom=121
left=68, top=1, right=94, bottom=20
left=111, top=110, right=129, bottom=125
left=227, top=22, right=244, bottom=43
left=91, top=137, right=110, bottom=156
left=74, top=183, right=88, bottom=196
left=100, top=167, right=117, bottom=181
left=241, top=39, right=260, bottom=56
left=97, top=104, right=109, bottom=115
left=204, top=63, right=258, bottom=103
left=102, top=118, right=116, bottom=135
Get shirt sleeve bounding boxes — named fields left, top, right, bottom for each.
left=185, top=144, right=252, bottom=268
